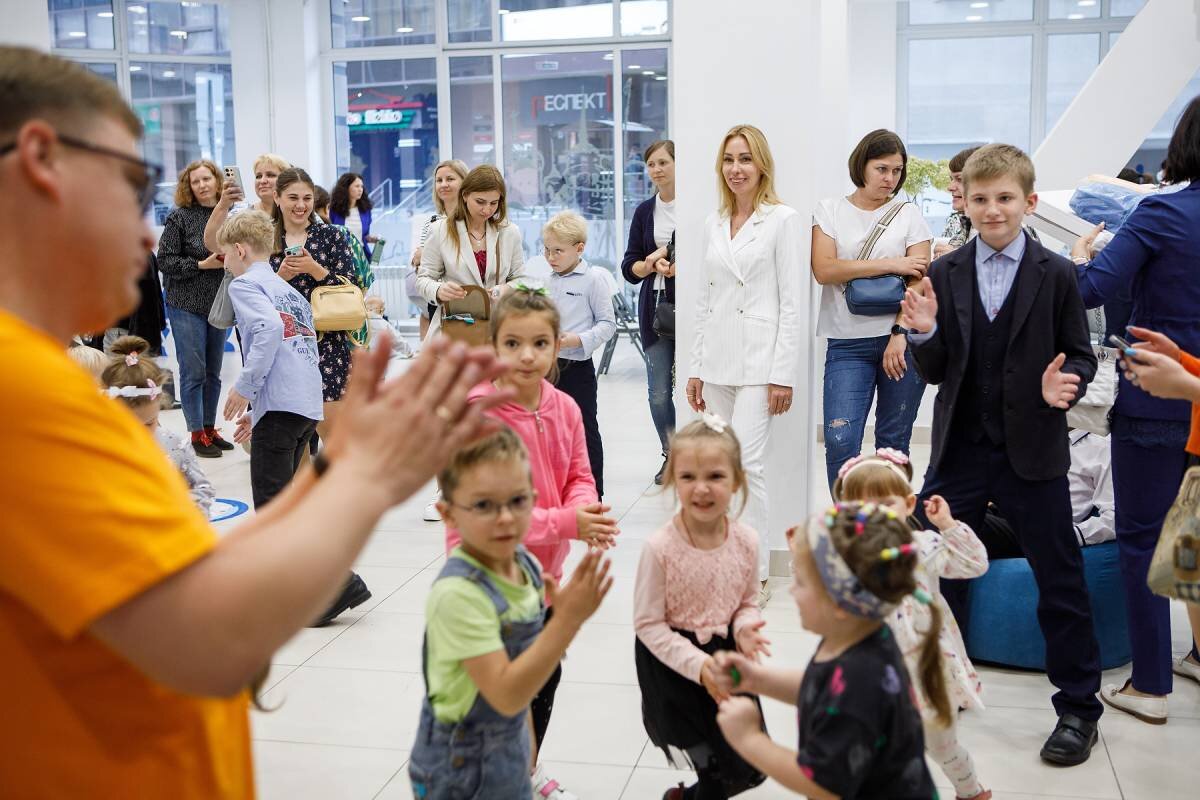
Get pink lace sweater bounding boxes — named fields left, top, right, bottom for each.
left=633, top=516, right=762, bottom=683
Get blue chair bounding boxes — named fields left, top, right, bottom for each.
left=964, top=540, right=1132, bottom=671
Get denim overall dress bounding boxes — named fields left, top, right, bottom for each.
left=409, top=548, right=545, bottom=799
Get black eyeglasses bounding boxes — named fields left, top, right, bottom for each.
left=448, top=492, right=535, bottom=520
left=0, top=133, right=164, bottom=214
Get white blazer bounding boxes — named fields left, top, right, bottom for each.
left=690, top=203, right=803, bottom=387
left=416, top=218, right=526, bottom=333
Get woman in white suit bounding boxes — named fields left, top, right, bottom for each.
left=686, top=124, right=803, bottom=586
left=416, top=164, right=525, bottom=337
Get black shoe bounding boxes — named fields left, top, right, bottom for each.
left=206, top=429, right=235, bottom=451
left=1039, top=714, right=1098, bottom=766
left=310, top=572, right=372, bottom=627
left=191, top=433, right=222, bottom=458
left=654, top=457, right=668, bottom=485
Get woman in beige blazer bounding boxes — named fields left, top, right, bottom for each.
left=416, top=165, right=525, bottom=336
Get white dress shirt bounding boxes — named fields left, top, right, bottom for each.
left=1069, top=431, right=1116, bottom=546
left=691, top=203, right=804, bottom=387
left=547, top=259, right=617, bottom=361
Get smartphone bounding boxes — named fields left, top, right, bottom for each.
left=284, top=244, right=303, bottom=258
left=1108, top=333, right=1134, bottom=351
left=223, top=165, right=243, bottom=191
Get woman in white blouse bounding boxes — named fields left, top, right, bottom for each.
left=686, top=124, right=803, bottom=585
left=811, top=129, right=933, bottom=488
left=409, top=159, right=468, bottom=340
left=416, top=164, right=526, bottom=337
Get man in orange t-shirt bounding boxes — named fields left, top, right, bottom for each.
left=0, top=48, right=506, bottom=798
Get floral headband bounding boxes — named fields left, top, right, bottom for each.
left=106, top=379, right=162, bottom=400
left=836, top=447, right=912, bottom=483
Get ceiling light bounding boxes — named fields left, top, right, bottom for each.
left=655, top=76, right=667, bottom=81
left=67, top=31, right=87, bottom=38
left=602, top=53, right=613, bottom=60
left=970, top=1, right=988, bottom=6
left=129, top=65, right=142, bottom=72
left=1078, top=0, right=1097, bottom=5
left=169, top=29, right=188, bottom=37
left=351, top=15, right=370, bottom=22
left=127, top=4, right=146, bottom=12
left=965, top=15, right=983, bottom=22
left=97, top=11, right=114, bottom=18
left=396, top=26, right=414, bottom=33
left=498, top=8, right=510, bottom=14
left=162, top=70, right=175, bottom=77
left=642, top=70, right=655, bottom=75
left=627, top=63, right=641, bottom=69
left=1068, top=12, right=1083, bottom=18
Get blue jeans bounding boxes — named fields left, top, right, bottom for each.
left=823, top=335, right=925, bottom=487
left=166, top=304, right=226, bottom=433
left=645, top=336, right=675, bottom=455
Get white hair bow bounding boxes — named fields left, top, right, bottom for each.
left=106, top=380, right=162, bottom=400
left=700, top=412, right=728, bottom=434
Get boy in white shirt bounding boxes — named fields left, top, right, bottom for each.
left=544, top=211, right=616, bottom=497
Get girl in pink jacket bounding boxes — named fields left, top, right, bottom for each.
left=443, top=284, right=618, bottom=800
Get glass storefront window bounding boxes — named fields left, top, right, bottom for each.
left=1045, top=33, right=1098, bottom=136
left=500, top=0, right=614, bottom=42
left=126, top=1, right=230, bottom=56
left=84, top=61, right=121, bottom=84
left=448, top=0, right=491, bottom=43
left=130, top=61, right=235, bottom=223
left=620, top=48, right=668, bottom=233
left=906, top=36, right=1033, bottom=159
left=450, top=56, right=496, bottom=167
left=331, top=0, right=435, bottom=48
left=333, top=58, right=439, bottom=265
left=502, top=50, right=617, bottom=277
left=49, top=0, right=115, bottom=50
left=907, top=0, right=1032, bottom=25
left=1110, top=0, right=1146, bottom=17
left=1049, top=0, right=1100, bottom=20
left=620, top=0, right=667, bottom=36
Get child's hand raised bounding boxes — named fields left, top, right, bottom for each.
left=734, top=620, right=772, bottom=662
left=700, top=658, right=730, bottom=703
left=576, top=502, right=619, bottom=549
left=544, top=549, right=612, bottom=628
left=1042, top=353, right=1081, bottom=409
left=711, top=650, right=761, bottom=695
left=923, top=494, right=956, bottom=532
left=900, top=277, right=937, bottom=334
left=716, top=696, right=763, bottom=745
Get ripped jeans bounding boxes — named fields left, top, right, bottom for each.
left=822, top=335, right=925, bottom=488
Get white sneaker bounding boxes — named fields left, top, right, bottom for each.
left=1099, top=681, right=1168, bottom=724
left=422, top=494, right=442, bottom=522
left=1173, top=654, right=1200, bottom=686
left=532, top=765, right=578, bottom=800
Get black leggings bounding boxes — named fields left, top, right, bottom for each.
left=531, top=606, right=562, bottom=751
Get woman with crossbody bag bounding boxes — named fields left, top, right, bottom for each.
left=811, top=129, right=933, bottom=488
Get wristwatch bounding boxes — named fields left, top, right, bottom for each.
left=891, top=324, right=909, bottom=336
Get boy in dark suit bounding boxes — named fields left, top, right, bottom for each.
left=901, top=144, right=1103, bottom=766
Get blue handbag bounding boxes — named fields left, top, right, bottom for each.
left=844, top=201, right=909, bottom=317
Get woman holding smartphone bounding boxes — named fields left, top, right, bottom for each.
left=202, top=153, right=290, bottom=253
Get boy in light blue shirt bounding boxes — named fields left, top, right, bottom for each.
left=216, top=210, right=324, bottom=509
left=544, top=211, right=616, bottom=497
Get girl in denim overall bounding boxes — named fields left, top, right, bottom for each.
left=408, top=427, right=611, bottom=799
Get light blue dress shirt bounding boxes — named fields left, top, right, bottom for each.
left=546, top=259, right=617, bottom=361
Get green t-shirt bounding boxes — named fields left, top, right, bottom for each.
left=425, top=547, right=544, bottom=723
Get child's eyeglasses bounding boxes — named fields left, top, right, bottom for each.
left=0, top=133, right=164, bottom=214
left=449, top=493, right=534, bottom=519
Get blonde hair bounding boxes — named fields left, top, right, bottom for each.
left=432, top=159, right=469, bottom=216
left=438, top=426, right=531, bottom=501
left=832, top=456, right=915, bottom=503
left=715, top=124, right=782, bottom=216
left=661, top=419, right=749, bottom=517
left=67, top=342, right=108, bottom=381
left=217, top=209, right=276, bottom=256
left=174, top=159, right=222, bottom=208
left=446, top=165, right=509, bottom=255
left=542, top=211, right=588, bottom=246
left=253, top=153, right=290, bottom=175
left=962, top=143, right=1036, bottom=196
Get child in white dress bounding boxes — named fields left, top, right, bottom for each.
left=833, top=449, right=991, bottom=800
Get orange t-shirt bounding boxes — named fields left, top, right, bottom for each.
left=1182, top=351, right=1200, bottom=456
left=0, top=310, right=253, bottom=798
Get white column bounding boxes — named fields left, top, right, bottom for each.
left=675, top=0, right=841, bottom=575
left=846, top=0, right=898, bottom=153
left=0, top=1, right=51, bottom=50
left=1035, top=0, right=1200, bottom=189
left=228, top=0, right=272, bottom=171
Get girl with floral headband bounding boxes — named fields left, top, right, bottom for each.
left=634, top=414, right=770, bottom=799
left=834, top=450, right=991, bottom=800
left=444, top=285, right=616, bottom=800
left=712, top=502, right=942, bottom=799
left=101, top=336, right=214, bottom=516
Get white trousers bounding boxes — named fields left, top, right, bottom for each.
left=702, top=383, right=772, bottom=581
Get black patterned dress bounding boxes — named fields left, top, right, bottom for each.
left=270, top=222, right=356, bottom=402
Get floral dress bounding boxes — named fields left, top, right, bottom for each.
left=887, top=521, right=989, bottom=721
left=270, top=222, right=356, bottom=402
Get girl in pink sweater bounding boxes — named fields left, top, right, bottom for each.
left=634, top=415, right=770, bottom=800
left=445, top=285, right=618, bottom=800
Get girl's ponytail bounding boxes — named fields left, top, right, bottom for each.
left=917, top=600, right=952, bottom=728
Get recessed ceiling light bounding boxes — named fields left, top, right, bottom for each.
left=627, top=64, right=641, bottom=69
left=1068, top=12, right=1083, bottom=18
left=129, top=65, right=142, bottom=72
left=97, top=11, right=114, bottom=18
left=654, top=76, right=667, bottom=81
left=351, top=15, right=370, bottom=22
left=966, top=15, right=983, bottom=22
left=162, top=70, right=175, bottom=77
left=498, top=8, right=510, bottom=14
left=396, top=26, right=414, bottom=33
left=169, top=29, right=187, bottom=37
left=970, top=1, right=989, bottom=7
left=67, top=31, right=87, bottom=38
left=602, top=53, right=613, bottom=60
left=1079, top=0, right=1097, bottom=6
left=642, top=70, right=655, bottom=75
left=127, top=4, right=146, bottom=13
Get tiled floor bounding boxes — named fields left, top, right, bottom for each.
left=178, top=340, right=1199, bottom=800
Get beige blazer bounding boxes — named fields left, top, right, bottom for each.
left=415, top=218, right=526, bottom=334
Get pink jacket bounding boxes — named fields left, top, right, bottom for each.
left=445, top=379, right=598, bottom=580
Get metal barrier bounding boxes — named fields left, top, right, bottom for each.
left=367, top=265, right=418, bottom=321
